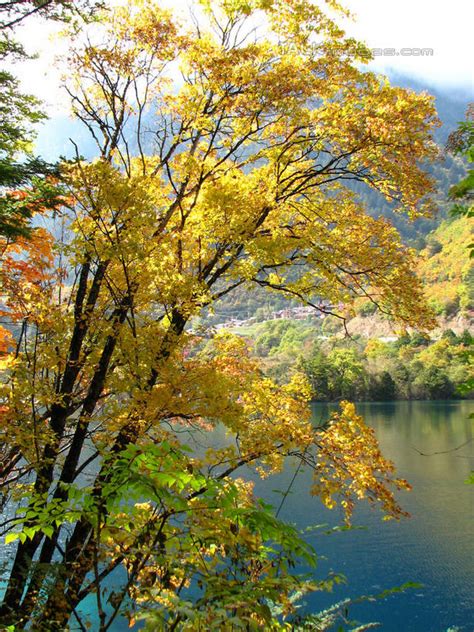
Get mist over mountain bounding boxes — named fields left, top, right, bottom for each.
left=386, top=72, right=471, bottom=141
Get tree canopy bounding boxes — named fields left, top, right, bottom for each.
left=0, top=1, right=440, bottom=629
left=0, top=0, right=102, bottom=240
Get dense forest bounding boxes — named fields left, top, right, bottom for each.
left=229, top=318, right=473, bottom=400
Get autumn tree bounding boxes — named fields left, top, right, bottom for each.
left=0, top=0, right=68, bottom=381
left=0, top=0, right=439, bottom=629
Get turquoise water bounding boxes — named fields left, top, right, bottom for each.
left=32, top=400, right=474, bottom=630
left=249, top=400, right=474, bottom=631
left=100, top=400, right=473, bottom=630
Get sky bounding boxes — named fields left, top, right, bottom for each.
left=342, top=0, right=473, bottom=92
left=7, top=0, right=473, bottom=117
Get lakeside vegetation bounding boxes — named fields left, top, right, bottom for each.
left=227, top=318, right=473, bottom=401
left=203, top=211, right=473, bottom=404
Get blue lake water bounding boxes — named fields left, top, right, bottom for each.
left=247, top=400, right=474, bottom=632
left=98, top=400, right=473, bottom=631
left=23, top=400, right=473, bottom=630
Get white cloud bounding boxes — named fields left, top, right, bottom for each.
left=7, top=0, right=473, bottom=119
left=5, top=19, right=70, bottom=114
left=342, top=0, right=473, bottom=91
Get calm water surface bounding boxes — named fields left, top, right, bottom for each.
left=45, top=401, right=474, bottom=630
left=109, top=400, right=473, bottom=631
left=249, top=401, right=474, bottom=632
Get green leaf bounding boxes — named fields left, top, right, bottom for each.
left=5, top=533, right=19, bottom=545
left=464, top=472, right=474, bottom=485
left=22, top=526, right=37, bottom=540
left=42, top=525, right=54, bottom=538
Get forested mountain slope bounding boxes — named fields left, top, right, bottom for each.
left=417, top=216, right=473, bottom=316
left=198, top=78, right=471, bottom=326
